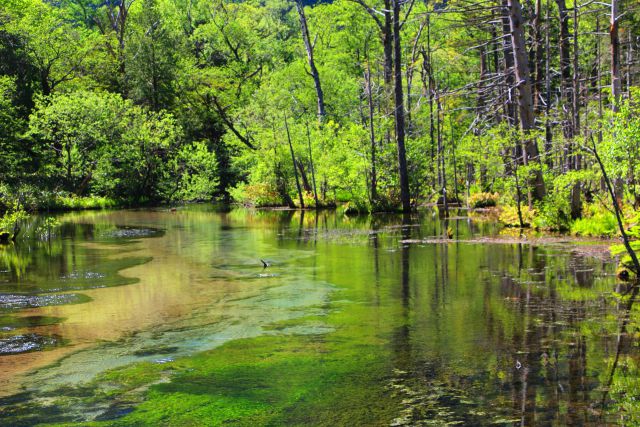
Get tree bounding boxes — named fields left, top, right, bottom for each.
left=295, top=0, right=325, bottom=120
left=0, top=76, right=29, bottom=181
left=126, top=0, right=183, bottom=110
left=3, top=0, right=97, bottom=96
left=392, top=0, right=410, bottom=212
left=507, top=0, right=545, bottom=201
left=28, top=91, right=123, bottom=192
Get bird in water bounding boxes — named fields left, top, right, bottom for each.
left=260, top=259, right=270, bottom=269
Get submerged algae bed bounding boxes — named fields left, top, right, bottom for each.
left=0, top=207, right=638, bottom=426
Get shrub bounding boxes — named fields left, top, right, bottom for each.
left=532, top=200, right=570, bottom=231
left=231, top=183, right=281, bottom=207
left=569, top=203, right=620, bottom=237
left=571, top=213, right=617, bottom=237
left=468, top=192, right=499, bottom=208
left=342, top=196, right=370, bottom=215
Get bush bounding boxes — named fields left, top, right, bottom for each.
left=468, top=192, right=499, bottom=208
left=571, top=216, right=616, bottom=236
left=231, top=183, right=281, bottom=207
left=48, top=194, right=117, bottom=210
left=532, top=200, right=570, bottom=231
left=499, top=205, right=535, bottom=227
left=342, top=196, right=370, bottom=215
left=571, top=209, right=617, bottom=237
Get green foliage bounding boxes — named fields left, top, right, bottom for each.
left=601, top=100, right=640, bottom=196
left=126, top=0, right=183, bottom=110
left=29, top=91, right=123, bottom=189
left=0, top=76, right=29, bottom=179
left=571, top=204, right=618, bottom=237
left=3, top=0, right=98, bottom=95
left=92, top=103, right=182, bottom=201
left=0, top=0, right=639, bottom=222
left=230, top=183, right=283, bottom=207
left=27, top=90, right=219, bottom=203
left=532, top=201, right=570, bottom=231
left=44, top=194, right=117, bottom=211
left=343, top=196, right=370, bottom=215
left=167, top=141, right=219, bottom=202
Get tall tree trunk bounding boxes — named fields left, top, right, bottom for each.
left=383, top=0, right=393, bottom=86
left=365, top=57, right=377, bottom=203
left=350, top=0, right=393, bottom=86
left=544, top=0, right=553, bottom=169
left=532, top=0, right=544, bottom=113
left=437, top=92, right=448, bottom=216
left=305, top=121, right=319, bottom=208
left=508, top=0, right=546, bottom=200
left=420, top=15, right=436, bottom=188
left=501, top=0, right=517, bottom=126
left=296, top=159, right=312, bottom=193
left=610, top=0, right=621, bottom=112
left=295, top=0, right=325, bottom=120
left=117, top=0, right=129, bottom=93
left=406, top=19, right=426, bottom=136
left=572, top=4, right=580, bottom=138
left=284, top=114, right=305, bottom=209
left=450, top=116, right=459, bottom=203
left=476, top=47, right=489, bottom=193
left=556, top=0, right=574, bottom=140
left=570, top=2, right=582, bottom=219
left=596, top=16, right=604, bottom=143
left=610, top=0, right=624, bottom=203
left=393, top=0, right=410, bottom=212
left=625, top=31, right=632, bottom=100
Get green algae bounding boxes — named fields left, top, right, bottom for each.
left=0, top=315, right=64, bottom=329
left=60, top=333, right=400, bottom=426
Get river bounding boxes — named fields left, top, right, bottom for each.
left=0, top=206, right=634, bottom=425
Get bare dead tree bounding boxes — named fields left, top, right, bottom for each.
left=610, top=0, right=622, bottom=112
left=507, top=0, right=546, bottom=201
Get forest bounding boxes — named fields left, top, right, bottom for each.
left=4, top=1, right=640, bottom=424
left=0, top=0, right=639, bottom=230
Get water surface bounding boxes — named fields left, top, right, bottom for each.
left=0, top=207, right=633, bottom=425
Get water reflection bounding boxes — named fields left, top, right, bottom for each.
left=0, top=207, right=633, bottom=425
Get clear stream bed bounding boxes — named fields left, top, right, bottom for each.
left=0, top=206, right=636, bottom=425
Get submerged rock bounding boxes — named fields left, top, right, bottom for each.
left=132, top=346, right=179, bottom=357
left=0, top=293, right=91, bottom=310
left=102, top=226, right=165, bottom=240
left=0, top=333, right=63, bottom=355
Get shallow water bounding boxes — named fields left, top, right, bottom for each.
left=0, top=207, right=634, bottom=425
